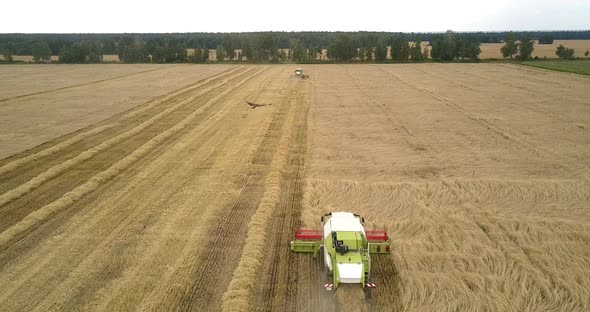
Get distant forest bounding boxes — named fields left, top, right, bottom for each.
left=1, top=30, right=589, bottom=63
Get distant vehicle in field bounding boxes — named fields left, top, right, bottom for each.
left=294, top=68, right=309, bottom=79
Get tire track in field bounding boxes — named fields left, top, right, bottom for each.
left=129, top=68, right=285, bottom=312
left=0, top=65, right=177, bottom=103
left=0, top=66, right=247, bottom=182
left=0, top=66, right=247, bottom=195
left=414, top=66, right=590, bottom=131
left=0, top=68, right=270, bottom=310
left=28, top=84, right=261, bottom=312
left=494, top=63, right=589, bottom=89
left=0, top=68, right=257, bottom=230
left=377, top=67, right=576, bottom=165
left=221, top=87, right=301, bottom=312
left=343, top=66, right=435, bottom=154
left=287, top=68, right=337, bottom=312
left=454, top=65, right=586, bottom=105
left=178, top=76, right=296, bottom=312
left=249, top=88, right=309, bottom=311
left=0, top=67, right=266, bottom=252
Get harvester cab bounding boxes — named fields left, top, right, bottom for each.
left=290, top=212, right=390, bottom=290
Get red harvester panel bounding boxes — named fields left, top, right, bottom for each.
left=366, top=230, right=388, bottom=242
left=294, top=229, right=322, bottom=240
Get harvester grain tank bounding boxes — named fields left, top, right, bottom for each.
left=290, top=212, right=390, bottom=290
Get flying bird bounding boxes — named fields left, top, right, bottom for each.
left=245, top=101, right=272, bottom=109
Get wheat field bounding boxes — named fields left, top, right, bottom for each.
left=0, top=64, right=588, bottom=311
left=299, top=64, right=590, bottom=311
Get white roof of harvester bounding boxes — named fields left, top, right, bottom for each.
left=327, top=212, right=364, bottom=232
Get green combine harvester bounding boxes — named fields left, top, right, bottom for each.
left=290, top=212, right=391, bottom=290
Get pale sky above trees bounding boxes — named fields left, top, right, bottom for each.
left=1, top=0, right=588, bottom=33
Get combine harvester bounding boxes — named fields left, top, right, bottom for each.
left=294, top=68, right=309, bottom=79
left=290, top=212, right=390, bottom=291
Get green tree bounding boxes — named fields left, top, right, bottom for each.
left=59, top=43, right=87, bottom=63
left=409, top=39, right=424, bottom=62
left=289, top=38, right=306, bottom=62
left=374, top=40, right=387, bottom=62
left=517, top=35, right=535, bottom=60
left=85, top=41, right=104, bottom=63
left=237, top=51, right=243, bottom=61
left=117, top=37, right=149, bottom=63
left=1, top=49, right=13, bottom=63
left=430, top=31, right=457, bottom=61
left=152, top=46, right=176, bottom=63
left=215, top=44, right=225, bottom=62
left=203, top=49, right=210, bottom=62
left=176, top=45, right=188, bottom=63
left=365, top=47, right=374, bottom=62
left=539, top=33, right=554, bottom=44
left=390, top=34, right=410, bottom=62
left=422, top=46, right=430, bottom=59
left=500, top=32, right=518, bottom=59
left=32, top=41, right=52, bottom=63
left=585, top=50, right=589, bottom=57
left=191, top=48, right=203, bottom=63
left=221, top=34, right=236, bottom=60
left=307, top=47, right=319, bottom=62
left=456, top=36, right=481, bottom=61
left=315, top=47, right=323, bottom=61
left=555, top=44, right=575, bottom=59
left=358, top=47, right=366, bottom=62
left=327, top=34, right=357, bottom=62
left=248, top=34, right=275, bottom=63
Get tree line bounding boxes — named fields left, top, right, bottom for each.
left=1, top=30, right=589, bottom=64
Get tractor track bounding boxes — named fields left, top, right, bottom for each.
left=376, top=66, right=580, bottom=168
left=0, top=66, right=247, bottom=182
left=0, top=67, right=256, bottom=233
left=0, top=69, right=264, bottom=250
left=0, top=66, right=300, bottom=311
left=166, top=70, right=291, bottom=312
left=249, top=87, right=309, bottom=311
left=2, top=64, right=588, bottom=311
left=0, top=65, right=178, bottom=103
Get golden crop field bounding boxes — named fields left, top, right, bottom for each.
left=0, top=64, right=589, bottom=311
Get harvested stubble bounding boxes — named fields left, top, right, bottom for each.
left=0, top=64, right=589, bottom=312
left=0, top=67, right=262, bottom=250
left=222, top=90, right=300, bottom=312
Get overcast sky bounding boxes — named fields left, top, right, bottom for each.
left=1, top=0, right=589, bottom=33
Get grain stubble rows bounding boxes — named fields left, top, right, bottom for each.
left=0, top=65, right=308, bottom=311
left=1, top=64, right=589, bottom=311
